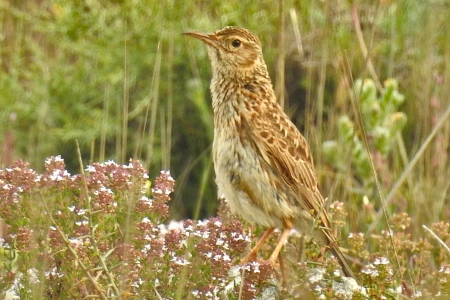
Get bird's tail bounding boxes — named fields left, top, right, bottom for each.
left=329, top=244, right=355, bottom=279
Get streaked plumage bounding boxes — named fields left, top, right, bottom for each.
left=183, top=26, right=354, bottom=278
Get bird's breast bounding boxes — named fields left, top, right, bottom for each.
left=211, top=97, right=297, bottom=228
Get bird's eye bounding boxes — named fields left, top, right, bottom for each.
left=231, top=39, right=241, bottom=48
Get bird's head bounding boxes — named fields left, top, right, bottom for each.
left=183, top=26, right=266, bottom=77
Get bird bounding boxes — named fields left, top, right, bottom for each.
left=183, top=26, right=354, bottom=278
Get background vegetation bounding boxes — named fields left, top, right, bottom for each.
left=1, top=0, right=450, bottom=298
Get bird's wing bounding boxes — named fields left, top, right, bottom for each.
left=249, top=100, right=331, bottom=228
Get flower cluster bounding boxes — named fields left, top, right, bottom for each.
left=329, top=201, right=348, bottom=230
left=0, top=158, right=165, bottom=298
left=0, top=157, right=282, bottom=299
left=4, top=157, right=450, bottom=298
left=131, top=214, right=276, bottom=299
left=0, top=160, right=38, bottom=216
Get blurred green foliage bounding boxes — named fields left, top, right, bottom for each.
left=322, top=79, right=407, bottom=191
left=1, top=0, right=450, bottom=224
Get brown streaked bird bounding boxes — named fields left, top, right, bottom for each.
left=183, top=26, right=354, bottom=278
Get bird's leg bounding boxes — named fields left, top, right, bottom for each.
left=277, top=250, right=287, bottom=287
left=268, top=219, right=294, bottom=264
left=242, top=227, right=275, bottom=262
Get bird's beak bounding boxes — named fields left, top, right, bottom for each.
left=182, top=31, right=220, bottom=49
